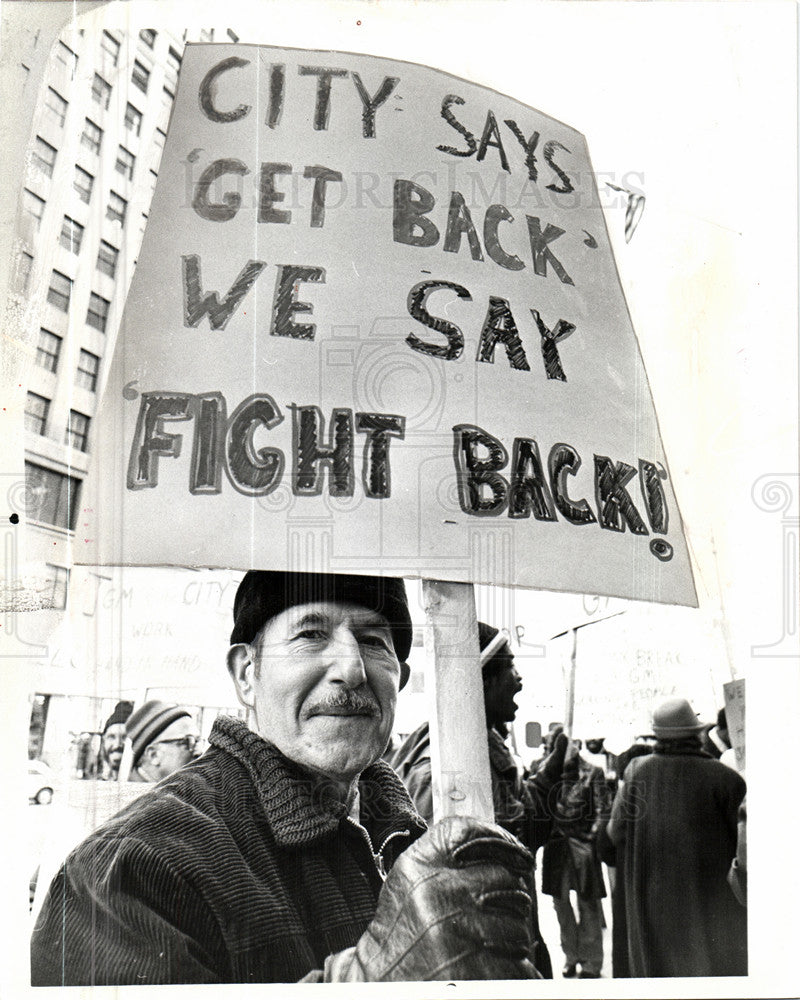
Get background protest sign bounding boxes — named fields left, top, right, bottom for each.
left=82, top=43, right=695, bottom=607
left=724, top=677, right=746, bottom=773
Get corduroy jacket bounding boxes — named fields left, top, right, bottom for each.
left=31, top=716, right=426, bottom=986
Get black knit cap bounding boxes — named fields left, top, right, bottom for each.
left=478, top=622, right=499, bottom=654
left=102, top=700, right=133, bottom=735
left=230, top=571, right=413, bottom=683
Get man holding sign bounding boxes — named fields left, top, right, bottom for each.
left=51, top=37, right=697, bottom=989
left=31, top=572, right=540, bottom=985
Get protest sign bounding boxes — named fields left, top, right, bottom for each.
left=724, top=677, right=746, bottom=772
left=80, top=43, right=695, bottom=608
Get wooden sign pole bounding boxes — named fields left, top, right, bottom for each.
left=564, top=627, right=578, bottom=738
left=422, top=579, right=494, bottom=823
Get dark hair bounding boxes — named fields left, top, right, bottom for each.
left=654, top=733, right=704, bottom=755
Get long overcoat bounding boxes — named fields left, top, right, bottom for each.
left=608, top=748, right=746, bottom=978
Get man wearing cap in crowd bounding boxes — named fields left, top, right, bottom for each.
left=391, top=622, right=568, bottom=979
left=99, top=700, right=133, bottom=780
left=31, top=571, right=539, bottom=986
left=125, top=700, right=200, bottom=783
left=540, top=727, right=611, bottom=980
left=607, top=695, right=747, bottom=978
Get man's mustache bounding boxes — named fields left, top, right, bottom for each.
left=304, top=691, right=379, bottom=718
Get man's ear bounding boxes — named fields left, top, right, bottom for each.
left=227, top=643, right=256, bottom=709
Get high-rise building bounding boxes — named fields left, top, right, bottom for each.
left=8, top=22, right=222, bottom=611
left=5, top=18, right=243, bottom=764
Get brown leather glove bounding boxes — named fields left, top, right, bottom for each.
left=324, top=815, right=538, bottom=982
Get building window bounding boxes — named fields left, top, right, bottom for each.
left=45, top=565, right=70, bottom=610
left=56, top=41, right=78, bottom=77
left=91, top=73, right=112, bottom=109
left=32, top=136, right=57, bottom=177
left=76, top=348, right=100, bottom=391
left=139, top=28, right=157, bottom=48
left=100, top=30, right=120, bottom=66
left=163, top=84, right=175, bottom=104
left=16, top=251, right=34, bottom=294
left=166, top=46, right=182, bottom=85
left=115, top=145, right=135, bottom=181
left=44, top=87, right=68, bottom=128
left=22, top=188, right=45, bottom=229
left=25, top=461, right=81, bottom=531
left=25, top=392, right=50, bottom=436
left=47, top=269, right=72, bottom=311
left=73, top=165, right=94, bottom=203
left=86, top=292, right=110, bottom=332
left=81, top=118, right=103, bottom=155
left=106, top=191, right=127, bottom=227
left=124, top=102, right=143, bottom=136
left=65, top=410, right=90, bottom=452
left=154, top=127, right=166, bottom=149
left=149, top=168, right=158, bottom=193
left=131, top=60, right=150, bottom=94
left=96, top=240, right=118, bottom=278
left=36, top=329, right=62, bottom=373
left=59, top=216, right=84, bottom=254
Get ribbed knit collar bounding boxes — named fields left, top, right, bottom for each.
left=209, top=715, right=425, bottom=849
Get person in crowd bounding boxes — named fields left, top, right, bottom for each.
left=728, top=796, right=747, bottom=906
left=595, top=740, right=653, bottom=978
left=583, top=736, right=608, bottom=772
left=391, top=622, right=568, bottom=979
left=74, top=732, right=96, bottom=779
left=541, top=727, right=611, bottom=979
left=607, top=696, right=747, bottom=978
left=702, top=707, right=731, bottom=760
left=125, top=700, right=201, bottom=783
left=31, top=572, right=538, bottom=986
left=99, top=701, right=133, bottom=780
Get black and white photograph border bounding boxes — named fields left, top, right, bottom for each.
left=1, top=1, right=798, bottom=998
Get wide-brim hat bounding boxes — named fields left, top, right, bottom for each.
left=651, top=697, right=705, bottom=739
left=230, top=571, right=413, bottom=689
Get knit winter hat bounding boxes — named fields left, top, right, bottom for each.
left=651, top=697, right=705, bottom=739
left=102, top=700, right=133, bottom=735
left=230, top=571, right=413, bottom=688
left=478, top=622, right=512, bottom=676
left=126, top=700, right=192, bottom=766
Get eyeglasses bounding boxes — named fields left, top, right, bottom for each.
left=153, top=735, right=199, bottom=753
